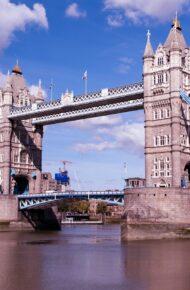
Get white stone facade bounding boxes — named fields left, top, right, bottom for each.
left=144, top=17, right=190, bottom=188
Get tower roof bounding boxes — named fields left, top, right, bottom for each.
left=144, top=30, right=154, bottom=58
left=164, top=15, right=187, bottom=51
left=12, top=61, right=23, bottom=75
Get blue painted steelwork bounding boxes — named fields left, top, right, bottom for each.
left=17, top=190, right=124, bottom=210
left=180, top=90, right=190, bottom=105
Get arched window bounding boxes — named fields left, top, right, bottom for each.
left=160, top=136, right=165, bottom=146
left=20, top=151, right=27, bottom=164
left=158, top=74, right=164, bottom=84
left=160, top=109, right=164, bottom=119
left=14, top=153, right=19, bottom=163
left=153, top=110, right=158, bottom=120
left=155, top=136, right=160, bottom=146
left=158, top=57, right=164, bottom=66
left=153, top=75, right=156, bottom=85
left=166, top=108, right=170, bottom=118
left=166, top=135, right=170, bottom=145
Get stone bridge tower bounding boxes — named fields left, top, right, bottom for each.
left=144, top=16, right=190, bottom=188
left=0, top=63, right=43, bottom=195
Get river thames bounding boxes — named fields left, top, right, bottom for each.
left=0, top=224, right=190, bottom=290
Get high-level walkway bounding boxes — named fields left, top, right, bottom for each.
left=8, top=82, right=143, bottom=125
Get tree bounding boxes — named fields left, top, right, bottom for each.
left=96, top=202, right=107, bottom=222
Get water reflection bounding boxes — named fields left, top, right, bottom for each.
left=123, top=240, right=190, bottom=290
left=0, top=226, right=189, bottom=290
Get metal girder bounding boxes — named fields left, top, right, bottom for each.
left=32, top=98, right=143, bottom=125
left=8, top=82, right=143, bottom=123
left=17, top=191, right=124, bottom=210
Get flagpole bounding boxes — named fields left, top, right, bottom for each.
left=85, top=77, right=87, bottom=95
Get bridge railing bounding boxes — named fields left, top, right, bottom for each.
left=9, top=82, right=143, bottom=119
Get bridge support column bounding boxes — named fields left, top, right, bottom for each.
left=22, top=206, right=61, bottom=230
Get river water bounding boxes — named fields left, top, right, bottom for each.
left=0, top=224, right=190, bottom=290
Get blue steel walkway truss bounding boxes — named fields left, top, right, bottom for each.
left=17, top=190, right=124, bottom=210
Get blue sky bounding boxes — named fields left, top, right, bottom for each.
left=0, top=0, right=190, bottom=190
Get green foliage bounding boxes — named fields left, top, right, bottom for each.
left=58, top=199, right=90, bottom=214
left=96, top=202, right=107, bottom=215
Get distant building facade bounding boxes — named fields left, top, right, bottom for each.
left=125, top=177, right=145, bottom=188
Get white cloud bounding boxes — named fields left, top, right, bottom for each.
left=65, top=3, right=87, bottom=18
left=29, top=84, right=47, bottom=98
left=104, top=0, right=190, bottom=23
left=74, top=122, right=144, bottom=155
left=0, top=0, right=48, bottom=53
left=117, top=57, right=133, bottom=74
left=0, top=72, right=6, bottom=87
left=67, top=115, right=122, bottom=128
left=107, top=14, right=124, bottom=27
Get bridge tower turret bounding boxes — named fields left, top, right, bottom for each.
left=143, top=30, right=155, bottom=187
left=0, top=63, right=43, bottom=195
left=143, top=15, right=190, bottom=188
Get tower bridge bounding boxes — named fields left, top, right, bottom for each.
left=1, top=16, right=190, bottom=238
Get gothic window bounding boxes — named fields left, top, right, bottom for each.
left=155, top=136, right=160, bottom=146
left=160, top=109, right=164, bottom=119
left=154, top=157, right=158, bottom=163
left=20, top=151, right=27, bottom=164
left=158, top=57, right=164, bottom=66
left=153, top=110, right=158, bottom=120
left=160, top=136, right=165, bottom=146
left=154, top=75, right=156, bottom=85
left=166, top=156, right=170, bottom=162
left=166, top=135, right=170, bottom=145
left=166, top=108, right=170, bottom=118
left=158, top=74, right=164, bottom=84
left=160, top=171, right=164, bottom=176
left=160, top=161, right=165, bottom=170
left=165, top=73, right=168, bottom=82
left=14, top=153, right=19, bottom=163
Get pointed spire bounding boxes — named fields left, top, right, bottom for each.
left=36, top=79, right=44, bottom=103
left=171, top=25, right=181, bottom=51
left=12, top=60, right=22, bottom=75
left=164, top=14, right=187, bottom=50
left=144, top=30, right=154, bottom=58
left=5, top=70, right=12, bottom=92
left=172, top=11, right=181, bottom=30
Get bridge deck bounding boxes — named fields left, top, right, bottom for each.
left=8, top=82, right=143, bottom=125
left=17, top=191, right=124, bottom=210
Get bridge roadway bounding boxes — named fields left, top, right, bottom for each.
left=8, top=82, right=143, bottom=125
left=17, top=190, right=124, bottom=210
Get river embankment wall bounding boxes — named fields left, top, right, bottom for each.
left=121, top=187, right=190, bottom=240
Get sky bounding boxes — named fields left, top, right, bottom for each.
left=1, top=0, right=190, bottom=190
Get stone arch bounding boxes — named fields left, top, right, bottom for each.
left=184, top=161, right=190, bottom=181
left=13, top=175, right=29, bottom=195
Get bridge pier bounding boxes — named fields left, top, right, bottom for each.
left=121, top=188, right=190, bottom=240
left=22, top=206, right=61, bottom=231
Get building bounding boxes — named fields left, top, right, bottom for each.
left=41, top=172, right=57, bottom=193
left=144, top=15, right=190, bottom=188
left=125, top=177, right=145, bottom=188
left=0, top=63, right=44, bottom=194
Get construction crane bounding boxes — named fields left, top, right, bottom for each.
left=60, top=160, right=72, bottom=172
